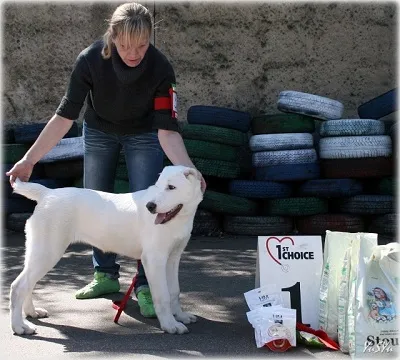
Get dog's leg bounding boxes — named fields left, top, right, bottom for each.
left=142, top=253, right=189, bottom=334
left=23, top=294, right=48, bottom=319
left=167, top=248, right=197, bottom=325
left=10, top=220, right=69, bottom=335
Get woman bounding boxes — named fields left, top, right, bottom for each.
left=7, top=2, right=205, bottom=318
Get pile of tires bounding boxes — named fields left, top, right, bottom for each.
left=222, top=91, right=343, bottom=236
left=183, top=105, right=252, bottom=236
left=4, top=122, right=81, bottom=232
left=320, top=119, right=394, bottom=236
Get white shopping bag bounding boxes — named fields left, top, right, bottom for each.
left=349, top=242, right=399, bottom=358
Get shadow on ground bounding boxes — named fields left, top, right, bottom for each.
left=1, top=231, right=345, bottom=359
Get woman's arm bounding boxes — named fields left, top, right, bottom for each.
left=158, top=129, right=206, bottom=192
left=23, top=114, right=74, bottom=165
left=158, top=129, right=194, bottom=167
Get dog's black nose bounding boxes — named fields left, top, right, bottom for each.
left=146, top=201, right=157, bottom=214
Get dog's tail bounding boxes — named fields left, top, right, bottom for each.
left=12, top=178, right=49, bottom=202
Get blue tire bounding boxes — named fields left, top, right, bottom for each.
left=358, top=88, right=397, bottom=119
left=187, top=105, right=251, bottom=132
left=14, top=122, right=79, bottom=144
left=297, top=179, right=363, bottom=198
left=228, top=180, right=292, bottom=199
left=255, top=162, right=320, bottom=182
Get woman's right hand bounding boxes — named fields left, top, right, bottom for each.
left=6, top=158, right=35, bottom=185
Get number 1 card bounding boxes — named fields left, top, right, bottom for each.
left=255, top=236, right=323, bottom=329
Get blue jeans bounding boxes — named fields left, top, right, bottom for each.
left=83, top=122, right=164, bottom=293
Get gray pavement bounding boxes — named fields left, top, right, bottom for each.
left=1, top=231, right=348, bottom=359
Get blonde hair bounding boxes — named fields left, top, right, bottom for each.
left=102, top=2, right=153, bottom=59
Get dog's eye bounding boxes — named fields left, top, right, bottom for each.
left=168, top=185, right=176, bottom=190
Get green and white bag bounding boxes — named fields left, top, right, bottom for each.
left=319, top=231, right=357, bottom=340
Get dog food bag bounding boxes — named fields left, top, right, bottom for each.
left=319, top=231, right=358, bottom=340
left=346, top=233, right=377, bottom=355
left=337, top=246, right=352, bottom=353
left=247, top=306, right=296, bottom=350
left=244, top=284, right=283, bottom=310
left=348, top=242, right=399, bottom=358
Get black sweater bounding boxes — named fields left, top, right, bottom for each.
left=56, top=40, right=179, bottom=134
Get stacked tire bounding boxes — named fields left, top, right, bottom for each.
left=226, top=91, right=344, bottom=236
left=4, top=122, right=81, bottom=232
left=310, top=118, right=395, bottom=240
left=184, top=105, right=252, bottom=236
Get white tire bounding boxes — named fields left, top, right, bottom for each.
left=249, top=133, right=314, bottom=152
left=320, top=119, right=385, bottom=137
left=252, top=149, right=317, bottom=167
left=319, top=135, right=392, bottom=159
left=277, top=90, right=344, bottom=120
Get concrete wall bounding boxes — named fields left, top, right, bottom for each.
left=3, top=1, right=397, bottom=129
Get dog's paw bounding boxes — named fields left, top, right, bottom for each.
left=12, top=320, right=37, bottom=335
left=160, top=319, right=189, bottom=334
left=26, top=307, right=48, bottom=319
left=174, top=311, right=197, bottom=324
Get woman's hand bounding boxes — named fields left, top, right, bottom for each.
left=6, top=158, right=35, bottom=185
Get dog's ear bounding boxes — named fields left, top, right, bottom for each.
left=184, top=167, right=198, bottom=180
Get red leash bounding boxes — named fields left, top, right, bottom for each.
left=112, top=260, right=141, bottom=323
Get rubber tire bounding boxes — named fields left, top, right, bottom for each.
left=116, top=164, right=129, bottom=181
left=189, top=158, right=241, bottom=179
left=192, top=209, right=222, bottom=236
left=43, top=160, right=83, bottom=179
left=4, top=144, right=30, bottom=164
left=114, top=179, right=130, bottom=193
left=320, top=157, right=393, bottom=178
left=377, top=177, right=395, bottom=195
left=263, top=197, right=329, bottom=216
left=181, top=124, right=247, bottom=146
left=320, top=119, right=385, bottom=137
left=14, top=122, right=79, bottom=144
left=39, top=136, right=84, bottom=163
left=255, top=162, right=320, bottom=182
left=297, top=179, right=363, bottom=198
left=199, top=190, right=258, bottom=215
left=368, top=214, right=396, bottom=235
left=251, top=114, right=315, bottom=134
left=184, top=139, right=238, bottom=162
left=228, top=180, right=292, bottom=199
left=5, top=197, right=36, bottom=214
left=277, top=90, right=344, bottom=120
left=296, top=214, right=364, bottom=235
left=249, top=133, right=314, bottom=152
left=319, top=136, right=392, bottom=159
left=4, top=129, right=15, bottom=144
left=335, top=195, right=394, bottom=215
left=252, top=149, right=317, bottom=167
left=6, top=213, right=32, bottom=232
left=74, top=177, right=83, bottom=188
left=223, top=216, right=293, bottom=235
left=187, top=105, right=251, bottom=132
left=358, top=88, right=397, bottom=119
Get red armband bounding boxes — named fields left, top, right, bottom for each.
left=154, top=97, right=171, bottom=110
left=154, top=84, right=178, bottom=119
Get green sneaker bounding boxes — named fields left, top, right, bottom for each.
left=75, top=271, right=120, bottom=299
left=137, top=288, right=157, bottom=318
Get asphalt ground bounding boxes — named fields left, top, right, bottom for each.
left=1, top=230, right=349, bottom=360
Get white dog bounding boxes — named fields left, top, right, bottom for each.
left=9, top=165, right=203, bottom=336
